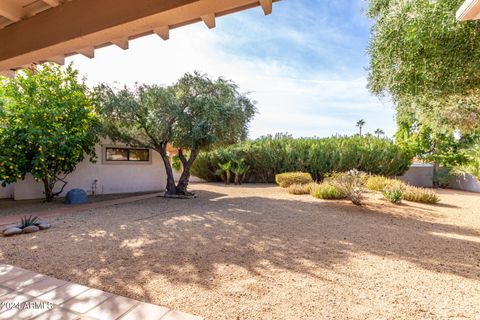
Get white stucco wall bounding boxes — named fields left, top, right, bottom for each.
left=12, top=142, right=167, bottom=200
left=0, top=183, right=14, bottom=199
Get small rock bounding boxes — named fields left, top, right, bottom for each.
left=3, top=227, right=23, bottom=237
left=2, top=224, right=21, bottom=232
left=37, top=222, right=51, bottom=230
left=22, top=225, right=40, bottom=233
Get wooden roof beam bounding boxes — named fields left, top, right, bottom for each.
left=201, top=13, right=216, bottom=29
left=154, top=26, right=170, bottom=40
left=0, top=70, right=15, bottom=78
left=0, top=0, right=198, bottom=68
left=47, top=55, right=65, bottom=65
left=111, top=37, right=129, bottom=50
left=259, top=0, right=272, bottom=15
left=42, top=0, right=61, bottom=7
left=76, top=47, right=95, bottom=59
left=0, top=0, right=24, bottom=22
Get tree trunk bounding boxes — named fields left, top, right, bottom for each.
left=156, top=145, right=177, bottom=195
left=234, top=174, right=240, bottom=185
left=432, top=162, right=439, bottom=187
left=176, top=149, right=198, bottom=195
left=225, top=170, right=231, bottom=185
left=42, top=177, right=54, bottom=202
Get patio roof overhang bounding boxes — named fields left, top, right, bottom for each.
left=457, top=0, right=480, bottom=21
left=0, top=0, right=277, bottom=76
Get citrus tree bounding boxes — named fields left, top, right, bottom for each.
left=95, top=72, right=256, bottom=197
left=0, top=64, right=99, bottom=201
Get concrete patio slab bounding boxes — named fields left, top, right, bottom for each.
left=0, top=263, right=203, bottom=320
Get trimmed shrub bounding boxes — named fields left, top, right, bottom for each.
left=191, top=134, right=412, bottom=183
left=311, top=182, right=344, bottom=200
left=275, top=172, right=313, bottom=188
left=365, top=175, right=405, bottom=192
left=287, top=183, right=315, bottom=195
left=403, top=186, right=440, bottom=204
left=383, top=187, right=403, bottom=204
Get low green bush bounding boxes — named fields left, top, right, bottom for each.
left=403, top=186, right=440, bottom=204
left=287, top=183, right=315, bottom=195
left=311, top=182, right=344, bottom=200
left=275, top=172, right=313, bottom=188
left=433, top=168, right=451, bottom=188
left=383, top=187, right=403, bottom=204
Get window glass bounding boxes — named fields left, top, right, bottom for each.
left=105, top=147, right=150, bottom=162
left=129, top=149, right=149, bottom=161
left=106, top=148, right=129, bottom=161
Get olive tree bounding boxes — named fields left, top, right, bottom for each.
left=367, top=0, right=480, bottom=133
left=95, top=72, right=256, bottom=196
left=0, top=64, right=100, bottom=201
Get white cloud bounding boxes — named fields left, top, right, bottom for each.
left=68, top=19, right=395, bottom=139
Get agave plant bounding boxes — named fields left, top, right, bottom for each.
left=19, top=215, right=39, bottom=229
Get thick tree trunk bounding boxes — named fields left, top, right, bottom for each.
left=176, top=148, right=198, bottom=195
left=42, top=177, right=54, bottom=202
left=156, top=145, right=177, bottom=195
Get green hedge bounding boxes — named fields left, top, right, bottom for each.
left=191, top=134, right=412, bottom=183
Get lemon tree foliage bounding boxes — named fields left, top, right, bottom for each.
left=95, top=72, right=256, bottom=196
left=0, top=64, right=99, bottom=201
left=367, top=0, right=480, bottom=133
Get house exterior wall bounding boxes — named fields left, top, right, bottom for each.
left=0, top=183, right=14, bottom=199
left=7, top=142, right=166, bottom=200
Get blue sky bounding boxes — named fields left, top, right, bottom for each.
left=68, top=0, right=396, bottom=138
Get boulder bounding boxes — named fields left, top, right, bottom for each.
left=3, top=227, right=22, bottom=237
left=65, top=189, right=88, bottom=204
left=22, top=225, right=40, bottom=233
left=37, top=222, right=51, bottom=230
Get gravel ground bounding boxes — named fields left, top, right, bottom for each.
left=0, top=192, right=158, bottom=218
left=1, top=183, right=480, bottom=319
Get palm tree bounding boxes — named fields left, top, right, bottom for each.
left=374, top=128, right=385, bottom=137
left=356, top=119, right=366, bottom=136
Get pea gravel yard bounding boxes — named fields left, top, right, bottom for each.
left=1, top=183, right=480, bottom=319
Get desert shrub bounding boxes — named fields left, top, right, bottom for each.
left=383, top=187, right=403, bottom=204
left=287, top=183, right=315, bottom=195
left=191, top=134, right=412, bottom=182
left=331, top=169, right=365, bottom=205
left=433, top=168, right=451, bottom=188
left=275, top=172, right=313, bottom=188
left=365, top=175, right=390, bottom=191
left=365, top=175, right=405, bottom=191
left=311, top=182, right=344, bottom=200
left=403, top=186, right=440, bottom=204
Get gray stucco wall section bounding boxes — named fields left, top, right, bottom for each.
left=449, top=173, right=480, bottom=193
left=399, top=165, right=434, bottom=188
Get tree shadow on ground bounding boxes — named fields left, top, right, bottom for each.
left=1, top=186, right=480, bottom=316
